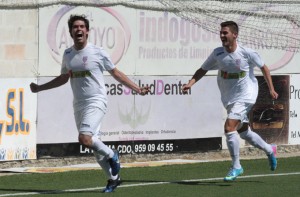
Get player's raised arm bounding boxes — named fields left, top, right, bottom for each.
left=260, top=65, right=278, bottom=100
left=30, top=73, right=70, bottom=93
left=182, top=68, right=208, bottom=94
left=108, top=67, right=149, bottom=95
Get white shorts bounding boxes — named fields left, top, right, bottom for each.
left=226, top=102, right=253, bottom=123
left=74, top=107, right=105, bottom=136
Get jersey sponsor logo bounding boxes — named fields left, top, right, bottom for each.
left=70, top=70, right=92, bottom=78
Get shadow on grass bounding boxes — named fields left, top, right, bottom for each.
left=173, top=180, right=262, bottom=186
left=121, top=179, right=262, bottom=187
left=0, top=188, right=101, bottom=195
left=0, top=180, right=263, bottom=195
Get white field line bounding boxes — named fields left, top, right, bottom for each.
left=0, top=172, right=299, bottom=196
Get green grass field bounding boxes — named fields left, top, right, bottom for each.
left=0, top=156, right=299, bottom=197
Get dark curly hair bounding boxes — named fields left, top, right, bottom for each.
left=68, top=14, right=90, bottom=36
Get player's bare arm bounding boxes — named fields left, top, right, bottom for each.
left=108, top=68, right=149, bottom=95
left=30, top=73, right=70, bottom=93
left=182, top=68, right=208, bottom=94
left=260, top=65, right=278, bottom=100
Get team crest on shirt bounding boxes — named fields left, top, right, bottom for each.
left=235, top=59, right=241, bottom=66
left=82, top=56, right=88, bottom=66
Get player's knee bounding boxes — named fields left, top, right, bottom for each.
left=224, top=125, right=236, bottom=133
left=237, top=123, right=249, bottom=134
left=224, top=119, right=243, bottom=133
left=78, top=134, right=93, bottom=147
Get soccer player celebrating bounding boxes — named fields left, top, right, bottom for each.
left=182, top=21, right=278, bottom=181
left=30, top=14, right=149, bottom=192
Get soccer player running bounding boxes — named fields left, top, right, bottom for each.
left=30, top=14, right=149, bottom=192
left=182, top=21, right=278, bottom=181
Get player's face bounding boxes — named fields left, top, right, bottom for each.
left=71, top=20, right=89, bottom=49
left=220, top=26, right=237, bottom=48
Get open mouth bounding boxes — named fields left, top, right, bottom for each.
left=221, top=38, right=227, bottom=44
left=75, top=32, right=83, bottom=39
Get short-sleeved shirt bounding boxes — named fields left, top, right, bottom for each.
left=61, top=43, right=115, bottom=112
left=201, top=45, right=264, bottom=107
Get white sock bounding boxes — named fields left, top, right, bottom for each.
left=239, top=127, right=272, bottom=155
left=226, top=131, right=241, bottom=169
left=91, top=135, right=114, bottom=158
left=94, top=152, right=118, bottom=180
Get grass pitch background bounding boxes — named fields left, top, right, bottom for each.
left=0, top=157, right=299, bottom=196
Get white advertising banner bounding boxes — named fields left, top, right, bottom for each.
left=37, top=76, right=223, bottom=144
left=0, top=78, right=37, bottom=161
left=38, top=5, right=300, bottom=77
left=289, top=74, right=300, bottom=144
left=102, top=76, right=223, bottom=141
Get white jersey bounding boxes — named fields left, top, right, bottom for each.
left=201, top=45, right=264, bottom=107
left=61, top=43, right=115, bottom=112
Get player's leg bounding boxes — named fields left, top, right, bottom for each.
left=237, top=106, right=277, bottom=171
left=75, top=107, right=114, bottom=156
left=87, top=135, right=120, bottom=177
left=79, top=134, right=113, bottom=156
left=225, top=120, right=241, bottom=169
left=90, top=134, right=121, bottom=192
left=224, top=119, right=244, bottom=181
left=238, top=124, right=273, bottom=154
left=75, top=107, right=121, bottom=192
left=223, top=102, right=246, bottom=181
left=94, top=152, right=121, bottom=193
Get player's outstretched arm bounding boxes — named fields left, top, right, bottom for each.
left=260, top=65, right=278, bottom=100
left=182, top=68, right=208, bottom=94
left=30, top=73, right=70, bottom=93
left=108, top=68, right=149, bottom=95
